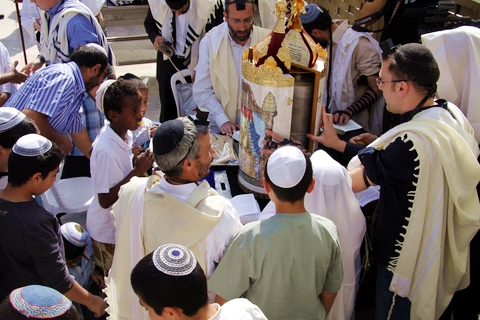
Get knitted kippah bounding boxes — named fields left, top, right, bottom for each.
left=0, top=107, right=26, bottom=133
left=152, top=244, right=197, bottom=276
left=12, top=134, right=52, bottom=157
left=9, top=285, right=72, bottom=318
left=300, top=4, right=327, bottom=24
left=61, top=222, right=88, bottom=248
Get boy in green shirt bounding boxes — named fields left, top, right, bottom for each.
left=209, top=146, right=343, bottom=319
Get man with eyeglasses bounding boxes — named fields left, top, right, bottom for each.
left=104, top=114, right=242, bottom=320
left=313, top=43, right=480, bottom=319
left=193, top=0, right=270, bottom=136
left=5, top=45, right=108, bottom=156
left=301, top=4, right=384, bottom=136
left=144, top=0, right=224, bottom=123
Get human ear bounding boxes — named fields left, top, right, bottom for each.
left=263, top=177, right=271, bottom=193
left=107, top=110, right=118, bottom=122
left=306, top=177, right=315, bottom=193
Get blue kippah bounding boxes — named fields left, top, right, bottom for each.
left=301, top=4, right=323, bottom=24
left=9, top=285, right=72, bottom=318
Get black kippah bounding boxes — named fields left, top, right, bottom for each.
left=153, top=119, right=185, bottom=156
left=226, top=0, right=254, bottom=10
left=397, top=43, right=435, bottom=62
left=166, top=0, right=189, bottom=10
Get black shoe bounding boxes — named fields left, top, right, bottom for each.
left=0, top=14, right=4, bottom=20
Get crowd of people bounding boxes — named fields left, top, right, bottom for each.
left=0, top=0, right=479, bottom=319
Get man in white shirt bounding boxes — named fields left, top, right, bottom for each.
left=105, top=113, right=242, bottom=320
left=193, top=0, right=269, bottom=136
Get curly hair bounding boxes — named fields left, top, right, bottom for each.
left=103, top=79, right=141, bottom=121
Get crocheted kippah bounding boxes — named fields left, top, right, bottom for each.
left=0, top=107, right=26, bottom=133
left=12, top=134, right=52, bottom=157
left=152, top=244, right=197, bottom=276
left=61, top=222, right=88, bottom=248
left=267, top=146, right=306, bottom=188
left=9, top=285, right=72, bottom=318
left=300, top=4, right=327, bottom=24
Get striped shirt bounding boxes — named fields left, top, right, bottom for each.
left=71, top=93, right=105, bottom=156
left=5, top=62, right=85, bottom=135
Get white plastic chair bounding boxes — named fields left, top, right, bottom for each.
left=40, top=164, right=95, bottom=216
left=170, top=69, right=195, bottom=116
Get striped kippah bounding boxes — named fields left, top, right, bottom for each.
left=61, top=222, right=88, bottom=247
left=12, top=134, right=52, bottom=157
left=300, top=4, right=323, bottom=24
left=0, top=107, right=25, bottom=133
left=9, top=285, right=72, bottom=318
left=152, top=244, right=196, bottom=276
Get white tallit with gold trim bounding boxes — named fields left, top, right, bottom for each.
left=349, top=102, right=480, bottom=319
left=105, top=176, right=224, bottom=320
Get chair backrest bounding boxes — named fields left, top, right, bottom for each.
left=170, top=69, right=195, bottom=116
left=40, top=163, right=95, bottom=216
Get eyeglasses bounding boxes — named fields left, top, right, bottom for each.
left=376, top=78, right=408, bottom=87
left=228, top=17, right=254, bottom=26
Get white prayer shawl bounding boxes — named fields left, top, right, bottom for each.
left=105, top=176, right=224, bottom=320
left=39, top=0, right=115, bottom=65
left=256, top=0, right=276, bottom=29
left=422, top=26, right=480, bottom=143
left=326, top=23, right=384, bottom=135
left=147, top=0, right=221, bottom=69
left=349, top=103, right=480, bottom=320
left=305, top=150, right=366, bottom=320
left=209, top=22, right=269, bottom=123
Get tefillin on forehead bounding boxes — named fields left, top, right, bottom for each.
left=225, top=0, right=255, bottom=10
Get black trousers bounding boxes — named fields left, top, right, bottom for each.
left=156, top=53, right=188, bottom=122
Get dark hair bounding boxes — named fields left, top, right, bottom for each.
left=0, top=118, right=38, bottom=149
left=225, top=0, right=254, bottom=14
left=264, top=148, right=313, bottom=203
left=302, top=4, right=332, bottom=33
left=70, top=45, right=108, bottom=71
left=118, top=73, right=148, bottom=91
left=62, top=235, right=85, bottom=261
left=8, top=142, right=64, bottom=187
left=103, top=79, right=142, bottom=121
left=130, top=251, right=208, bottom=317
left=383, top=44, right=440, bottom=97
left=0, top=297, right=81, bottom=320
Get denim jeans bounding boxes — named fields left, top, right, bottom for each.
left=376, top=262, right=412, bottom=320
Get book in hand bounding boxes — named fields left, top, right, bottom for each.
left=230, top=194, right=261, bottom=225
left=333, top=119, right=362, bottom=135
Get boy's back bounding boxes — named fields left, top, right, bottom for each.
left=209, top=212, right=342, bottom=319
left=0, top=198, right=72, bottom=298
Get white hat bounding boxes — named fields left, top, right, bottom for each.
left=12, top=134, right=52, bottom=157
left=0, top=107, right=26, bottom=133
left=267, top=146, right=306, bottom=188
left=95, top=79, right=116, bottom=113
left=85, top=42, right=108, bottom=58
left=152, top=244, right=197, bottom=276
left=61, top=222, right=88, bottom=247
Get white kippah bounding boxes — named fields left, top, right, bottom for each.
left=267, top=146, right=306, bottom=188
left=96, top=79, right=116, bottom=114
left=85, top=42, right=107, bottom=58
left=61, top=222, right=88, bottom=247
left=0, top=107, right=26, bottom=133
left=152, top=244, right=197, bottom=276
left=12, top=134, right=52, bottom=157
